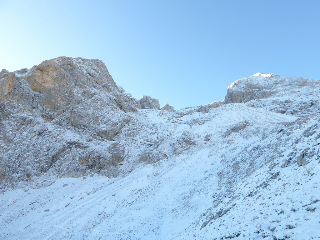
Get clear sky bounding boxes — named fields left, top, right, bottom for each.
left=1, top=0, right=319, bottom=109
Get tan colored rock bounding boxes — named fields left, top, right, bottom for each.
left=198, top=101, right=223, bottom=113
left=21, top=57, right=139, bottom=115
left=26, top=59, right=61, bottom=92
left=160, top=103, right=174, bottom=111
left=0, top=73, right=17, bottom=99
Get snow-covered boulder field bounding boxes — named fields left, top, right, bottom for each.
left=1, top=58, right=320, bottom=239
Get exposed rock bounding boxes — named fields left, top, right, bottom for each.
left=0, top=73, right=17, bottom=99
left=225, top=121, right=250, bottom=137
left=224, top=73, right=318, bottom=106
left=138, top=95, right=160, bottom=109
left=23, top=57, right=139, bottom=114
left=198, top=101, right=223, bottom=113
left=297, top=148, right=313, bottom=167
left=174, top=131, right=196, bottom=155
left=0, top=57, right=143, bottom=189
left=0, top=69, right=9, bottom=75
left=78, top=151, right=107, bottom=171
left=160, top=103, right=174, bottom=111
left=108, top=143, right=125, bottom=166
left=204, top=134, right=211, bottom=141
left=138, top=151, right=165, bottom=164
left=224, top=74, right=273, bottom=104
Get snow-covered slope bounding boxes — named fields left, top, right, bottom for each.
left=1, top=59, right=320, bottom=239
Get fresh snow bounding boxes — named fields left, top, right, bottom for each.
left=1, top=70, right=320, bottom=239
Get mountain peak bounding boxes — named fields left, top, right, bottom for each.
left=252, top=72, right=275, bottom=78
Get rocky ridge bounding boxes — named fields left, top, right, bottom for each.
left=0, top=57, right=177, bottom=189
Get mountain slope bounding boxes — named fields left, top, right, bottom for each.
left=1, top=58, right=320, bottom=239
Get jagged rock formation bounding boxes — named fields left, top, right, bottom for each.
left=198, top=101, right=223, bottom=113
left=0, top=57, right=174, bottom=189
left=160, top=103, right=174, bottom=111
left=1, top=60, right=320, bottom=240
left=138, top=95, right=160, bottom=109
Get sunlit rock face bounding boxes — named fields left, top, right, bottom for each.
left=224, top=72, right=315, bottom=104
left=0, top=57, right=143, bottom=189
left=224, top=72, right=320, bottom=116
left=160, top=103, right=174, bottom=111
left=0, top=57, right=179, bottom=190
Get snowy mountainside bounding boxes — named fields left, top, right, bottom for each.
left=1, top=58, right=320, bottom=239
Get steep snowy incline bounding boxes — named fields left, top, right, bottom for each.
left=2, top=99, right=320, bottom=239
left=2, top=59, right=320, bottom=239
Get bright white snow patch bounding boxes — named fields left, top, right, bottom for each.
left=253, top=72, right=275, bottom=78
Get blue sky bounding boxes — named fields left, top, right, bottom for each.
left=1, top=0, right=319, bottom=109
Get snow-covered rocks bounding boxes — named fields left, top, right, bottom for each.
left=160, top=103, right=174, bottom=111
left=198, top=101, right=223, bottom=113
left=0, top=57, right=141, bottom=189
left=224, top=73, right=319, bottom=106
left=1, top=59, right=320, bottom=239
left=173, top=131, right=197, bottom=155
left=224, top=73, right=275, bottom=103
left=253, top=72, right=275, bottom=78
left=138, top=95, right=160, bottom=109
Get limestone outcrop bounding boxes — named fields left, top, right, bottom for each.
left=0, top=57, right=142, bottom=189
left=198, top=101, right=223, bottom=113
left=160, top=103, right=174, bottom=111
left=138, top=95, right=160, bottom=109
left=224, top=72, right=315, bottom=104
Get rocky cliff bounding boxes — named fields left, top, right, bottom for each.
left=0, top=57, right=175, bottom=189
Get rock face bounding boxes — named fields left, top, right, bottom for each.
left=224, top=72, right=315, bottom=104
left=198, top=101, right=223, bottom=113
left=224, top=72, right=320, bottom=117
left=0, top=57, right=179, bottom=190
left=138, top=95, right=160, bottom=109
left=0, top=71, right=17, bottom=99
left=173, top=131, right=196, bottom=155
left=0, top=57, right=142, bottom=188
left=160, top=103, right=174, bottom=111
left=224, top=73, right=275, bottom=103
